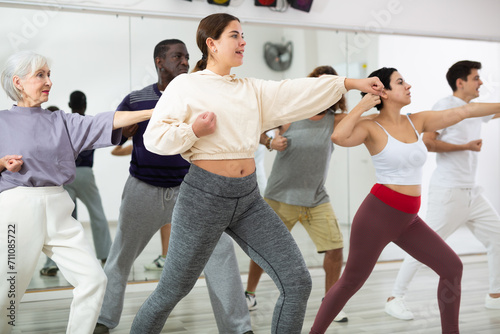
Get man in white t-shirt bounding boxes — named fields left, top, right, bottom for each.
left=385, top=60, right=500, bottom=320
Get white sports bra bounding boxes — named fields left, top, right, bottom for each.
left=371, top=114, right=428, bottom=185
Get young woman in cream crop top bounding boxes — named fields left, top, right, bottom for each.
left=310, top=67, right=500, bottom=334
left=143, top=22, right=383, bottom=178
left=132, top=13, right=384, bottom=334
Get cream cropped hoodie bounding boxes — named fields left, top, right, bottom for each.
left=143, top=69, right=347, bottom=162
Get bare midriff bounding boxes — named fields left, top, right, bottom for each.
left=383, top=184, right=422, bottom=197
left=193, top=158, right=256, bottom=178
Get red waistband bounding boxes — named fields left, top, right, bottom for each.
left=370, top=183, right=420, bottom=214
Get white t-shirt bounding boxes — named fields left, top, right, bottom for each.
left=430, top=95, right=493, bottom=187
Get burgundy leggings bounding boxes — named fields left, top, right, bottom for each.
left=310, top=184, right=463, bottom=334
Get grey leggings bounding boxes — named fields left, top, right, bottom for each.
left=131, top=164, right=312, bottom=334
left=98, top=176, right=251, bottom=333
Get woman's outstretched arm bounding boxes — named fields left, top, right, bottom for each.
left=417, top=102, right=500, bottom=133
left=112, top=109, right=153, bottom=130
left=344, top=77, right=384, bottom=95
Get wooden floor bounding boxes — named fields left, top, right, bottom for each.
left=16, top=254, right=500, bottom=333
left=27, top=220, right=488, bottom=291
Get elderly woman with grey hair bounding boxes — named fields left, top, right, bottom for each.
left=0, top=51, right=151, bottom=334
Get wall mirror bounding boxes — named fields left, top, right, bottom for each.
left=0, top=5, right=498, bottom=292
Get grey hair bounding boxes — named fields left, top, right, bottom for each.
left=1, top=51, right=50, bottom=102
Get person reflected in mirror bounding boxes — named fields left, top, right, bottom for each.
left=94, top=39, right=253, bottom=334
left=40, top=91, right=112, bottom=277
left=385, top=60, right=500, bottom=320
left=244, top=65, right=351, bottom=323
left=130, top=13, right=383, bottom=334
left=310, top=66, right=500, bottom=334
left=0, top=51, right=152, bottom=334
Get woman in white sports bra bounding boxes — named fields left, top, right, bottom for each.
left=311, top=67, right=500, bottom=334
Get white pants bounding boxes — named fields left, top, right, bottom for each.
left=392, top=186, right=500, bottom=296
left=0, top=187, right=107, bottom=334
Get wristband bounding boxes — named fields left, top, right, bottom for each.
left=265, top=136, right=273, bottom=151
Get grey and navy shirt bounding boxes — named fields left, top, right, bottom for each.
left=116, top=83, right=190, bottom=188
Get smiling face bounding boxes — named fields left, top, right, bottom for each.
left=14, top=65, right=52, bottom=107
left=384, top=71, right=412, bottom=107
left=457, top=68, right=482, bottom=102
left=208, top=20, right=246, bottom=74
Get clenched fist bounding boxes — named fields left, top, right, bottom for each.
left=1, top=155, right=23, bottom=173
left=467, top=139, right=482, bottom=152
left=192, top=111, right=217, bottom=138
left=358, top=93, right=381, bottom=111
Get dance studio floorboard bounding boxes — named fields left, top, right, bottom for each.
left=17, top=254, right=500, bottom=333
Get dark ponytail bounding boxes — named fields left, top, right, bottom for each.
left=193, top=57, right=207, bottom=73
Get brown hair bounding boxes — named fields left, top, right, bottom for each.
left=308, top=65, right=347, bottom=112
left=193, top=13, right=240, bottom=73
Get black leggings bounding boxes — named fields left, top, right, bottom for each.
left=311, top=185, right=462, bottom=334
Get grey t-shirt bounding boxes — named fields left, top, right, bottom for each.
left=264, top=111, right=335, bottom=207
left=0, top=105, right=121, bottom=193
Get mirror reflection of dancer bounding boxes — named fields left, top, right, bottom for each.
left=41, top=91, right=112, bottom=277
left=0, top=51, right=151, bottom=334
left=130, top=13, right=384, bottom=334
left=385, top=60, right=500, bottom=320
left=310, top=67, right=500, bottom=334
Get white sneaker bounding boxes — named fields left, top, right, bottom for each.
left=144, top=255, right=165, bottom=271
left=333, top=310, right=348, bottom=322
left=245, top=292, right=258, bottom=311
left=385, top=297, right=414, bottom=320
left=485, top=294, right=500, bottom=309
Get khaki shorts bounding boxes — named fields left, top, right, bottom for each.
left=265, top=198, right=343, bottom=253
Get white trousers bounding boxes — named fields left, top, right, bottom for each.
left=392, top=186, right=500, bottom=296
left=0, top=187, right=107, bottom=334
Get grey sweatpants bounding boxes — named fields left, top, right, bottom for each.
left=131, top=165, right=312, bottom=334
left=98, top=175, right=252, bottom=333
left=64, top=166, right=112, bottom=259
